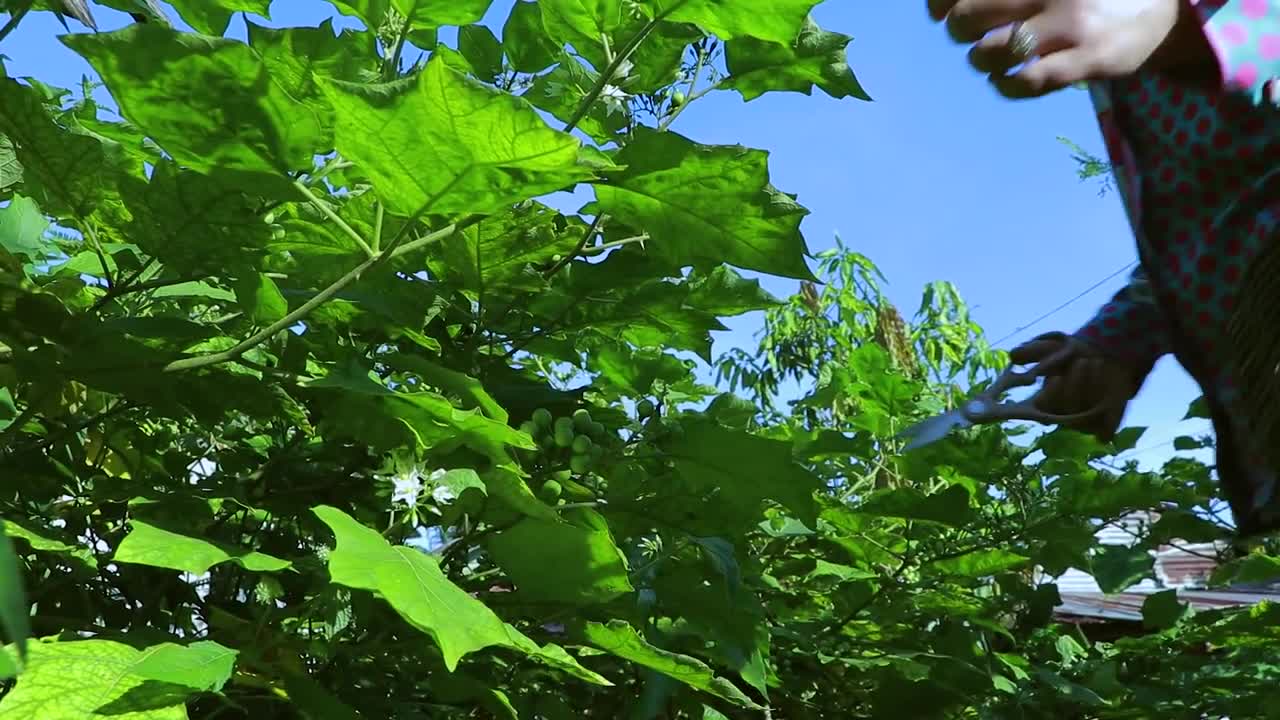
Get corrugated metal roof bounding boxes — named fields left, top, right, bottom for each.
left=1043, top=510, right=1280, bottom=621
left=1056, top=590, right=1277, bottom=622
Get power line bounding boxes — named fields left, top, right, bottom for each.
left=990, top=260, right=1139, bottom=348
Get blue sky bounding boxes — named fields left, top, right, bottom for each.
left=0, top=1, right=1211, bottom=467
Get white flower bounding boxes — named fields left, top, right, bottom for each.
left=391, top=469, right=423, bottom=507
left=431, top=484, right=456, bottom=505
left=600, top=84, right=630, bottom=117
left=611, top=59, right=634, bottom=83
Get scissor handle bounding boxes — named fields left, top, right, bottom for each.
left=966, top=362, right=1109, bottom=426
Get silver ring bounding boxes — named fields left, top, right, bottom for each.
left=1007, top=21, right=1038, bottom=62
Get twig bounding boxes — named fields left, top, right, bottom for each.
left=293, top=180, right=375, bottom=258
left=579, top=233, right=646, bottom=256
left=542, top=214, right=606, bottom=278
left=564, top=16, right=666, bottom=133
left=162, top=216, right=480, bottom=373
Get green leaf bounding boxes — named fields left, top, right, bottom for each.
left=665, top=418, right=821, bottom=528
left=0, top=135, right=21, bottom=191
left=0, top=195, right=50, bottom=260
left=234, top=273, right=288, bottom=324
left=1110, top=425, right=1147, bottom=454
left=685, top=266, right=780, bottom=316
left=589, top=128, right=813, bottom=279
left=0, top=522, right=28, bottom=663
left=393, top=0, right=494, bottom=29
left=126, top=641, right=237, bottom=693
left=321, top=57, right=593, bottom=216
left=0, top=389, right=16, bottom=434
left=382, top=353, right=508, bottom=423
left=113, top=521, right=291, bottom=575
left=589, top=344, right=689, bottom=397
left=502, top=1, right=559, bottom=73
left=1185, top=395, right=1210, bottom=419
left=313, top=505, right=609, bottom=681
left=724, top=17, right=870, bottom=102
left=326, top=0, right=389, bottom=30
left=306, top=364, right=534, bottom=461
left=0, top=79, right=109, bottom=218
left=1089, top=544, right=1154, bottom=594
left=580, top=621, right=760, bottom=708
left=929, top=548, right=1029, bottom=577
left=524, top=54, right=628, bottom=144
left=0, top=639, right=206, bottom=718
left=424, top=203, right=579, bottom=295
left=487, top=508, right=633, bottom=605
left=643, top=0, right=819, bottom=43
left=459, top=24, right=504, bottom=82
left=164, top=0, right=272, bottom=35
left=246, top=18, right=376, bottom=152
left=3, top=518, right=97, bottom=570
left=63, top=24, right=324, bottom=180
left=539, top=0, right=622, bottom=62
left=853, top=485, right=974, bottom=527
left=1215, top=553, right=1280, bottom=585
left=1142, top=589, right=1192, bottom=630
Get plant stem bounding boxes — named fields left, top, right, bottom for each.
left=564, top=16, right=664, bottom=133
left=579, top=233, right=647, bottom=256
left=293, top=180, right=375, bottom=258
left=163, top=217, right=479, bottom=373
left=543, top=214, right=606, bottom=278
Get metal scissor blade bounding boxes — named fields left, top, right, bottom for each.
left=897, top=410, right=971, bottom=452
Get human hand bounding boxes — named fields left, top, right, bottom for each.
left=926, top=0, right=1217, bottom=98
left=1008, top=332, right=1145, bottom=442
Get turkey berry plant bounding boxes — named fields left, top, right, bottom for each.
left=0, top=1, right=1279, bottom=719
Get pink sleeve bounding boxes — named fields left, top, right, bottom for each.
left=1073, top=267, right=1172, bottom=373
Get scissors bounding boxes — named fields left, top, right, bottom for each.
left=897, top=360, right=1107, bottom=452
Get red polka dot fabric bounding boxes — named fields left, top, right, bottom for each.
left=1070, top=0, right=1280, bottom=517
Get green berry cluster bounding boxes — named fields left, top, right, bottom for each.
left=520, top=408, right=608, bottom=503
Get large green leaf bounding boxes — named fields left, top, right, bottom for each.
left=3, top=518, right=98, bottom=570
left=724, top=17, right=870, bottom=102
left=486, top=508, right=633, bottom=605
left=423, top=202, right=579, bottom=295
left=164, top=0, right=272, bottom=35
left=539, top=0, right=622, bottom=62
left=0, top=195, right=50, bottom=260
left=580, top=621, right=760, bottom=708
left=305, top=362, right=535, bottom=460
left=643, top=0, right=818, bottom=43
left=0, top=79, right=109, bottom=218
left=459, top=24, right=505, bottom=83
left=245, top=19, right=375, bottom=152
left=0, top=135, right=21, bottom=190
left=313, top=505, right=609, bottom=681
left=664, top=418, right=821, bottom=527
left=0, top=523, right=28, bottom=664
left=852, top=485, right=975, bottom=527
left=929, top=549, right=1030, bottom=577
left=0, top=639, right=227, bottom=718
left=589, top=344, right=689, bottom=397
left=113, top=521, right=291, bottom=575
left=685, top=266, right=780, bottom=316
left=63, top=24, right=324, bottom=180
left=1088, top=545, right=1154, bottom=594
left=502, top=1, right=559, bottom=73
left=321, top=56, right=593, bottom=216
left=393, top=0, right=494, bottom=29
left=589, top=128, right=813, bottom=279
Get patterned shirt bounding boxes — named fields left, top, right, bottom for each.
left=1073, top=0, right=1280, bottom=522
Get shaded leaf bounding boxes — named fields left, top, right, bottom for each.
left=589, top=128, right=813, bottom=279
left=486, top=508, right=634, bottom=605
left=724, top=17, right=870, bottom=102
left=113, top=521, right=290, bottom=575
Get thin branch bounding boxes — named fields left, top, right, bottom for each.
left=293, top=180, right=375, bottom=258
left=163, top=216, right=479, bottom=373
left=579, top=233, right=646, bottom=256
left=543, top=214, right=606, bottom=278
left=564, top=16, right=665, bottom=133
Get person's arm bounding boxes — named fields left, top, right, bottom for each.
left=1152, top=0, right=1280, bottom=104
left=1073, top=266, right=1172, bottom=378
